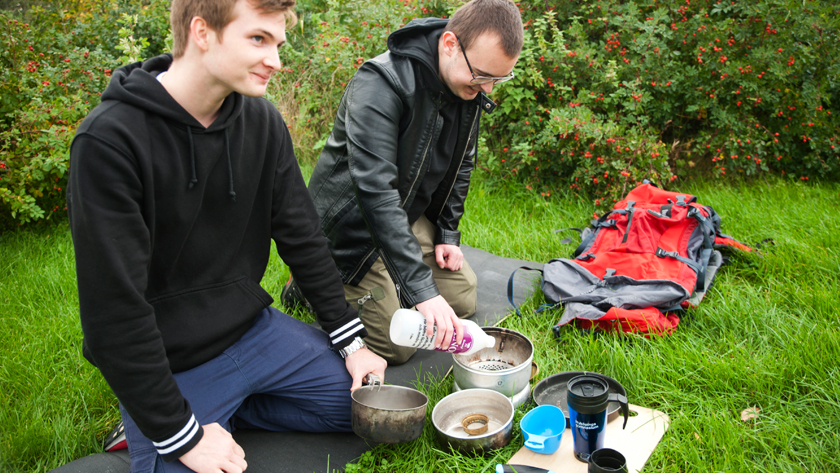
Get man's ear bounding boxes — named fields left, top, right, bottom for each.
left=189, top=16, right=213, bottom=52
left=439, top=30, right=459, bottom=58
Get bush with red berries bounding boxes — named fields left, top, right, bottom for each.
left=482, top=0, right=839, bottom=207
left=3, top=0, right=838, bottom=226
left=0, top=0, right=170, bottom=229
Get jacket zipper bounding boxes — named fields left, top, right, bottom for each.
left=347, top=103, right=440, bottom=284
left=380, top=252, right=407, bottom=307
left=357, top=293, right=373, bottom=306
left=346, top=247, right=377, bottom=283
left=437, top=105, right=479, bottom=218
left=356, top=292, right=373, bottom=318
left=352, top=97, right=444, bottom=302
left=386, top=97, right=445, bottom=306
left=401, top=98, right=442, bottom=207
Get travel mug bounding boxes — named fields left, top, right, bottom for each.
left=566, top=374, right=629, bottom=462
left=588, top=448, right=628, bottom=473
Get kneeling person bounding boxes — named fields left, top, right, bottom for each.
left=68, top=0, right=385, bottom=471
left=305, top=0, right=523, bottom=364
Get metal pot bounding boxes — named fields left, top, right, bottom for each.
left=432, top=389, right=514, bottom=455
left=452, top=327, right=533, bottom=398
left=351, top=376, right=428, bottom=444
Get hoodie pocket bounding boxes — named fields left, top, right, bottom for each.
left=148, top=275, right=274, bottom=372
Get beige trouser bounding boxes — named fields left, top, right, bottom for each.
left=344, top=215, right=477, bottom=365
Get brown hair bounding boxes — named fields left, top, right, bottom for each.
left=444, top=0, right=523, bottom=58
left=170, top=0, right=297, bottom=58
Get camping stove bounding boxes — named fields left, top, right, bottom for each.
left=451, top=327, right=534, bottom=408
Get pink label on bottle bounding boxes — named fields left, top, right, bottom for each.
left=434, top=332, right=474, bottom=354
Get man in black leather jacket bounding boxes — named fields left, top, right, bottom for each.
left=305, top=0, right=523, bottom=364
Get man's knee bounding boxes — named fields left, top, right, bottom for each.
left=439, top=264, right=477, bottom=318
left=449, top=289, right=477, bottom=319
left=363, top=331, right=415, bottom=365
left=375, top=345, right=416, bottom=366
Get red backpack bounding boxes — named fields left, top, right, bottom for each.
left=509, top=182, right=758, bottom=336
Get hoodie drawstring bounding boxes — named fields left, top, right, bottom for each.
left=185, top=127, right=236, bottom=202
left=187, top=126, right=198, bottom=189
left=224, top=130, right=236, bottom=201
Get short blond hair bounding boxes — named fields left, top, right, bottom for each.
left=170, top=0, right=297, bottom=57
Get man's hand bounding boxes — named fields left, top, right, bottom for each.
left=415, top=295, right=464, bottom=350
left=435, top=244, right=464, bottom=271
left=179, top=423, right=246, bottom=473
left=345, top=346, right=387, bottom=391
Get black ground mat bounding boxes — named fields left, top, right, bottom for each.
left=50, top=245, right=541, bottom=473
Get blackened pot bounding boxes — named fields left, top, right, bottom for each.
left=351, top=385, right=428, bottom=444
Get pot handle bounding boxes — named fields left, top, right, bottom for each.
left=608, top=393, right=630, bottom=429
left=363, top=374, right=382, bottom=391
left=524, top=434, right=546, bottom=450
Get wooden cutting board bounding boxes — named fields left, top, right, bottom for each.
left=506, top=404, right=669, bottom=473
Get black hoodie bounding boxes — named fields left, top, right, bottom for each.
left=68, top=54, right=366, bottom=461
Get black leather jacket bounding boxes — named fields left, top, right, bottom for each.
left=308, top=18, right=496, bottom=308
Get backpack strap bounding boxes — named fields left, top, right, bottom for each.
left=573, top=224, right=608, bottom=257
left=620, top=201, right=636, bottom=243
left=652, top=207, right=717, bottom=290
left=655, top=247, right=702, bottom=273
left=687, top=207, right=717, bottom=290
left=507, top=266, right=542, bottom=317
left=553, top=227, right=583, bottom=245
left=534, top=301, right=563, bottom=314
left=572, top=212, right=617, bottom=257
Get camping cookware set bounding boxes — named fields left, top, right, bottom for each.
left=350, top=326, right=630, bottom=465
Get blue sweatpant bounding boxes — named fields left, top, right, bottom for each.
left=120, top=306, right=354, bottom=472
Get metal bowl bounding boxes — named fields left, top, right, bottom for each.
left=351, top=385, right=428, bottom=444
left=432, top=389, right=514, bottom=455
left=452, top=327, right=533, bottom=398
left=532, top=371, right=627, bottom=429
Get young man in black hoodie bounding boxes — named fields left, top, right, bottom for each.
left=303, top=0, right=523, bottom=364
left=67, top=0, right=386, bottom=471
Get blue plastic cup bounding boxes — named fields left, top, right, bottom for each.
left=520, top=405, right=566, bottom=455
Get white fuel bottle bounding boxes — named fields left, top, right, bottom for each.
left=389, top=308, right=496, bottom=355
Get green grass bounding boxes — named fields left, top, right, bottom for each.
left=0, top=226, right=117, bottom=472
left=2, top=173, right=839, bottom=472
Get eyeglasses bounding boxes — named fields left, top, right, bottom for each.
left=455, top=35, right=515, bottom=85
